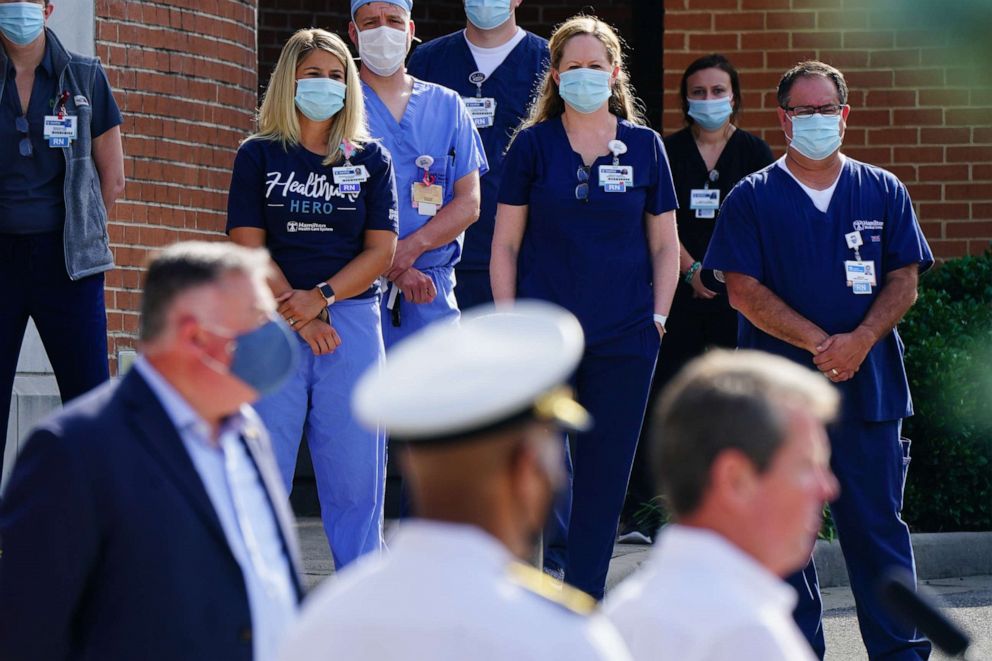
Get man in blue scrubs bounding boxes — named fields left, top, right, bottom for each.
left=407, top=1, right=547, bottom=310
left=348, top=0, right=488, bottom=349
left=705, top=61, right=932, bottom=660
left=0, top=0, right=124, bottom=465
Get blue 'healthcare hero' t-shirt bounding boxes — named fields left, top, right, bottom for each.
left=703, top=157, right=934, bottom=421
left=227, top=138, right=399, bottom=297
left=500, top=117, right=677, bottom=347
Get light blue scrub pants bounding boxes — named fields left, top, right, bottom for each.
left=381, top=265, right=460, bottom=350
left=253, top=297, right=387, bottom=570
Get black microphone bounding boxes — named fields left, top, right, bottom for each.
left=877, top=568, right=971, bottom=658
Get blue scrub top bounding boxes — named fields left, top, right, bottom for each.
left=500, top=117, right=678, bottom=347
left=408, top=30, right=548, bottom=271
left=226, top=138, right=399, bottom=297
left=362, top=79, right=488, bottom=271
left=704, top=158, right=934, bottom=421
left=0, top=38, right=121, bottom=234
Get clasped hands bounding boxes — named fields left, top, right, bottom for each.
left=385, top=236, right=436, bottom=305
left=276, top=288, right=341, bottom=356
left=811, top=328, right=875, bottom=384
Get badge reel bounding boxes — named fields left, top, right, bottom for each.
left=691, top=170, right=720, bottom=219
left=43, top=91, right=77, bottom=148
left=464, top=71, right=497, bottom=129
left=843, top=230, right=876, bottom=295
left=332, top=139, right=369, bottom=193
left=412, top=155, right=443, bottom=217
left=598, top=140, right=632, bottom=193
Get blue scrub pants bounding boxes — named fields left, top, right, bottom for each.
left=453, top=267, right=493, bottom=311
left=563, top=326, right=660, bottom=599
left=0, top=231, right=109, bottom=461
left=381, top=265, right=459, bottom=349
left=254, top=297, right=387, bottom=570
left=788, top=417, right=931, bottom=660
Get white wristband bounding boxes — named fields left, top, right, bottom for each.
left=653, top=313, right=668, bottom=327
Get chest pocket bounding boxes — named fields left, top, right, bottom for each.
left=425, top=153, right=456, bottom=204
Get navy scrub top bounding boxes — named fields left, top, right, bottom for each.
left=500, top=117, right=678, bottom=347
left=704, top=157, right=934, bottom=421
left=0, top=39, right=121, bottom=234
left=408, top=30, right=548, bottom=272
left=226, top=138, right=399, bottom=297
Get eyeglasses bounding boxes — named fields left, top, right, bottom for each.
left=781, top=104, right=845, bottom=117
left=15, top=116, right=32, bottom=157
left=575, top=166, right=590, bottom=202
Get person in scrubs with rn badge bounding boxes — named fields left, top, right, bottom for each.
left=492, top=15, right=680, bottom=600
left=407, top=0, right=548, bottom=310
left=227, top=29, right=398, bottom=570
left=349, top=0, right=488, bottom=348
left=704, top=60, right=933, bottom=660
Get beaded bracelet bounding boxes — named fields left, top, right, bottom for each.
left=683, top=261, right=702, bottom=285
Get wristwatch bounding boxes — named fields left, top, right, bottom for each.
left=316, top=282, right=336, bottom=305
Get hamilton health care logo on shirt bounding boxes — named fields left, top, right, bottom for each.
left=266, top=170, right=360, bottom=232
left=853, top=219, right=884, bottom=243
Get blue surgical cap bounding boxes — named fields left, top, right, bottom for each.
left=351, top=0, right=413, bottom=17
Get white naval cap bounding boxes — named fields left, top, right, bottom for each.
left=353, top=300, right=591, bottom=443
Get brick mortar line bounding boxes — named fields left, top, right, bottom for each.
left=95, top=12, right=256, bottom=44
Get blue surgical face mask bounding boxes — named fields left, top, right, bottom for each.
left=788, top=113, right=843, bottom=161
left=688, top=97, right=733, bottom=131
left=203, top=318, right=300, bottom=398
left=0, top=2, right=45, bottom=46
left=295, top=78, right=347, bottom=122
left=464, top=0, right=512, bottom=30
left=558, top=68, right=612, bottom=115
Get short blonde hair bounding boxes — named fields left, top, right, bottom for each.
left=252, top=28, right=369, bottom=166
left=518, top=15, right=644, bottom=134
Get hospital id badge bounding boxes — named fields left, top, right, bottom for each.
left=598, top=165, right=633, bottom=188
left=690, top=188, right=720, bottom=211
left=44, top=115, right=76, bottom=145
left=845, top=260, right=877, bottom=287
left=464, top=97, right=497, bottom=129
left=332, top=165, right=369, bottom=184
left=412, top=182, right=443, bottom=216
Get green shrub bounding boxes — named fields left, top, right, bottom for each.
left=901, top=250, right=992, bottom=532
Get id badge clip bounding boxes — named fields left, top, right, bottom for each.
left=332, top=141, right=369, bottom=191
left=412, top=155, right=443, bottom=216
left=44, top=92, right=76, bottom=148
left=599, top=141, right=631, bottom=193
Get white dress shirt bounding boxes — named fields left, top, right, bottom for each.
left=280, top=520, right=631, bottom=661
left=135, top=358, right=297, bottom=661
left=603, top=524, right=816, bottom=661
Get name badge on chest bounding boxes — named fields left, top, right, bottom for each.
left=845, top=260, right=877, bottom=295
left=464, top=97, right=497, bottom=129
left=690, top=188, right=720, bottom=219
left=598, top=165, right=633, bottom=193
left=43, top=115, right=76, bottom=147
left=412, top=154, right=443, bottom=216
left=332, top=165, right=369, bottom=187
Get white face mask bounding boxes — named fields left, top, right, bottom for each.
left=358, top=25, right=409, bottom=77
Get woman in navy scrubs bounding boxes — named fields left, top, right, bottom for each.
left=620, top=54, right=775, bottom=543
left=227, top=29, right=398, bottom=569
left=492, top=15, right=679, bottom=599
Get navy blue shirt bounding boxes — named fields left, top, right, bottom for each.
left=0, top=38, right=121, bottom=234
left=500, top=117, right=678, bottom=346
left=226, top=138, right=399, bottom=297
left=704, top=158, right=934, bottom=421
left=408, top=30, right=548, bottom=272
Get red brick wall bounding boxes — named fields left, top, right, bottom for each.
left=663, top=0, right=992, bottom=259
left=95, top=0, right=259, bottom=372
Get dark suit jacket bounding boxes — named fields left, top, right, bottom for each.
left=0, top=369, right=303, bottom=661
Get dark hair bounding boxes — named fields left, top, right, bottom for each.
left=777, top=60, right=848, bottom=108
left=680, top=53, right=742, bottom=125
left=651, top=350, right=838, bottom=517
left=140, top=242, right=269, bottom=342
